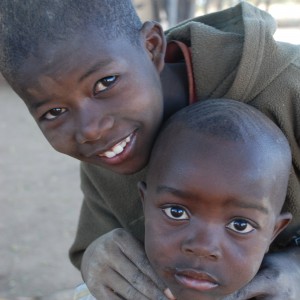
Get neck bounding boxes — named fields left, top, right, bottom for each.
left=160, top=62, right=189, bottom=120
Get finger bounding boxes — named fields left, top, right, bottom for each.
left=114, top=229, right=167, bottom=290
left=111, top=249, right=168, bottom=299
left=89, top=267, right=149, bottom=299
left=164, top=288, right=176, bottom=300
left=101, top=286, right=127, bottom=300
left=101, top=267, right=161, bottom=300
left=89, top=283, right=127, bottom=300
left=84, top=237, right=167, bottom=299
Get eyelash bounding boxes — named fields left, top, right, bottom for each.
left=94, top=75, right=118, bottom=95
left=226, top=218, right=257, bottom=234
left=42, top=107, right=67, bottom=121
left=162, top=205, right=190, bottom=220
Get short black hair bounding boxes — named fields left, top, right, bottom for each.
left=164, top=98, right=290, bottom=145
left=152, top=98, right=291, bottom=172
left=0, top=0, right=142, bottom=82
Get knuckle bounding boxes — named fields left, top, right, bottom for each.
left=130, top=270, right=144, bottom=286
left=125, top=286, right=139, bottom=300
left=138, top=255, right=150, bottom=268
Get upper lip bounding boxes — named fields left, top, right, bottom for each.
left=175, top=268, right=219, bottom=284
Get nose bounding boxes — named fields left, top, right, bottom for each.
left=75, top=106, right=114, bottom=144
left=181, top=223, right=222, bottom=261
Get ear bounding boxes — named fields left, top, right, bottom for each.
left=140, top=21, right=166, bottom=73
left=137, top=181, right=147, bottom=209
left=270, top=212, right=292, bottom=245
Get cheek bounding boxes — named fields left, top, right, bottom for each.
left=224, top=241, right=268, bottom=293
left=40, top=125, right=75, bottom=155
left=135, top=86, right=163, bottom=126
left=133, top=64, right=163, bottom=117
left=145, top=233, right=176, bottom=289
left=144, top=214, right=175, bottom=274
left=144, top=220, right=165, bottom=263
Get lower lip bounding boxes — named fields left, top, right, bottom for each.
left=98, top=132, right=136, bottom=166
left=175, top=274, right=218, bottom=292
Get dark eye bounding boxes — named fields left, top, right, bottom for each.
left=226, top=219, right=255, bottom=234
left=94, top=75, right=118, bottom=94
left=43, top=108, right=67, bottom=120
left=163, top=206, right=189, bottom=220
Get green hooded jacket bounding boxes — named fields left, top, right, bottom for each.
left=70, top=2, right=300, bottom=269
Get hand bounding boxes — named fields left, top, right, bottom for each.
left=81, top=228, right=172, bottom=300
left=223, top=247, right=300, bottom=300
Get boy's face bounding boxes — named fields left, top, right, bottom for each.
left=15, top=30, right=164, bottom=174
left=140, top=126, right=290, bottom=300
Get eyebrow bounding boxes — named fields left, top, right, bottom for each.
left=28, top=59, right=114, bottom=110
left=225, top=199, right=269, bottom=214
left=156, top=185, right=196, bottom=199
left=29, top=98, right=51, bottom=110
left=156, top=185, right=269, bottom=214
left=78, top=59, right=113, bottom=83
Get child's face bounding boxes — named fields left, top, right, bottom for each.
left=140, top=126, right=290, bottom=300
left=15, top=31, right=164, bottom=174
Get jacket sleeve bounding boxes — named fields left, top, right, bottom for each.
left=69, top=162, right=146, bottom=269
left=69, top=163, right=122, bottom=270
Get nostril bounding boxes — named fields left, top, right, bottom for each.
left=77, top=133, right=102, bottom=144
left=184, top=248, right=194, bottom=254
left=75, top=124, right=103, bottom=144
left=76, top=115, right=114, bottom=144
left=181, top=235, right=221, bottom=260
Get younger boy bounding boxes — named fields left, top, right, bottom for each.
left=1, top=0, right=300, bottom=298
left=140, top=99, right=292, bottom=300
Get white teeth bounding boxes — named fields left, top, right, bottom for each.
left=113, top=145, right=124, bottom=154
left=104, top=151, right=116, bottom=158
left=100, top=134, right=132, bottom=158
left=120, top=141, right=126, bottom=148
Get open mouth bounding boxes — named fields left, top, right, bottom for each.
left=99, top=134, right=132, bottom=159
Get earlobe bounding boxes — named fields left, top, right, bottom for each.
left=271, top=212, right=292, bottom=243
left=140, top=21, right=166, bottom=72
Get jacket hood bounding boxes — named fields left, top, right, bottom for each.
left=166, top=2, right=300, bottom=102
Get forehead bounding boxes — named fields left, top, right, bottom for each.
left=152, top=125, right=256, bottom=172
left=17, top=31, right=144, bottom=88
left=148, top=126, right=279, bottom=204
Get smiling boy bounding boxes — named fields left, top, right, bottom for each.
left=140, top=99, right=292, bottom=299
left=20, top=34, right=164, bottom=175
left=1, top=0, right=300, bottom=299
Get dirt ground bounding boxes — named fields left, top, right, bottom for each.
left=0, top=84, right=82, bottom=299
left=0, top=2, right=299, bottom=300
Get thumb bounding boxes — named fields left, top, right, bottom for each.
left=164, top=288, right=176, bottom=300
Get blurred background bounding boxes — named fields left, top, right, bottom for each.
left=133, top=0, right=300, bottom=43
left=0, top=0, right=299, bottom=299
